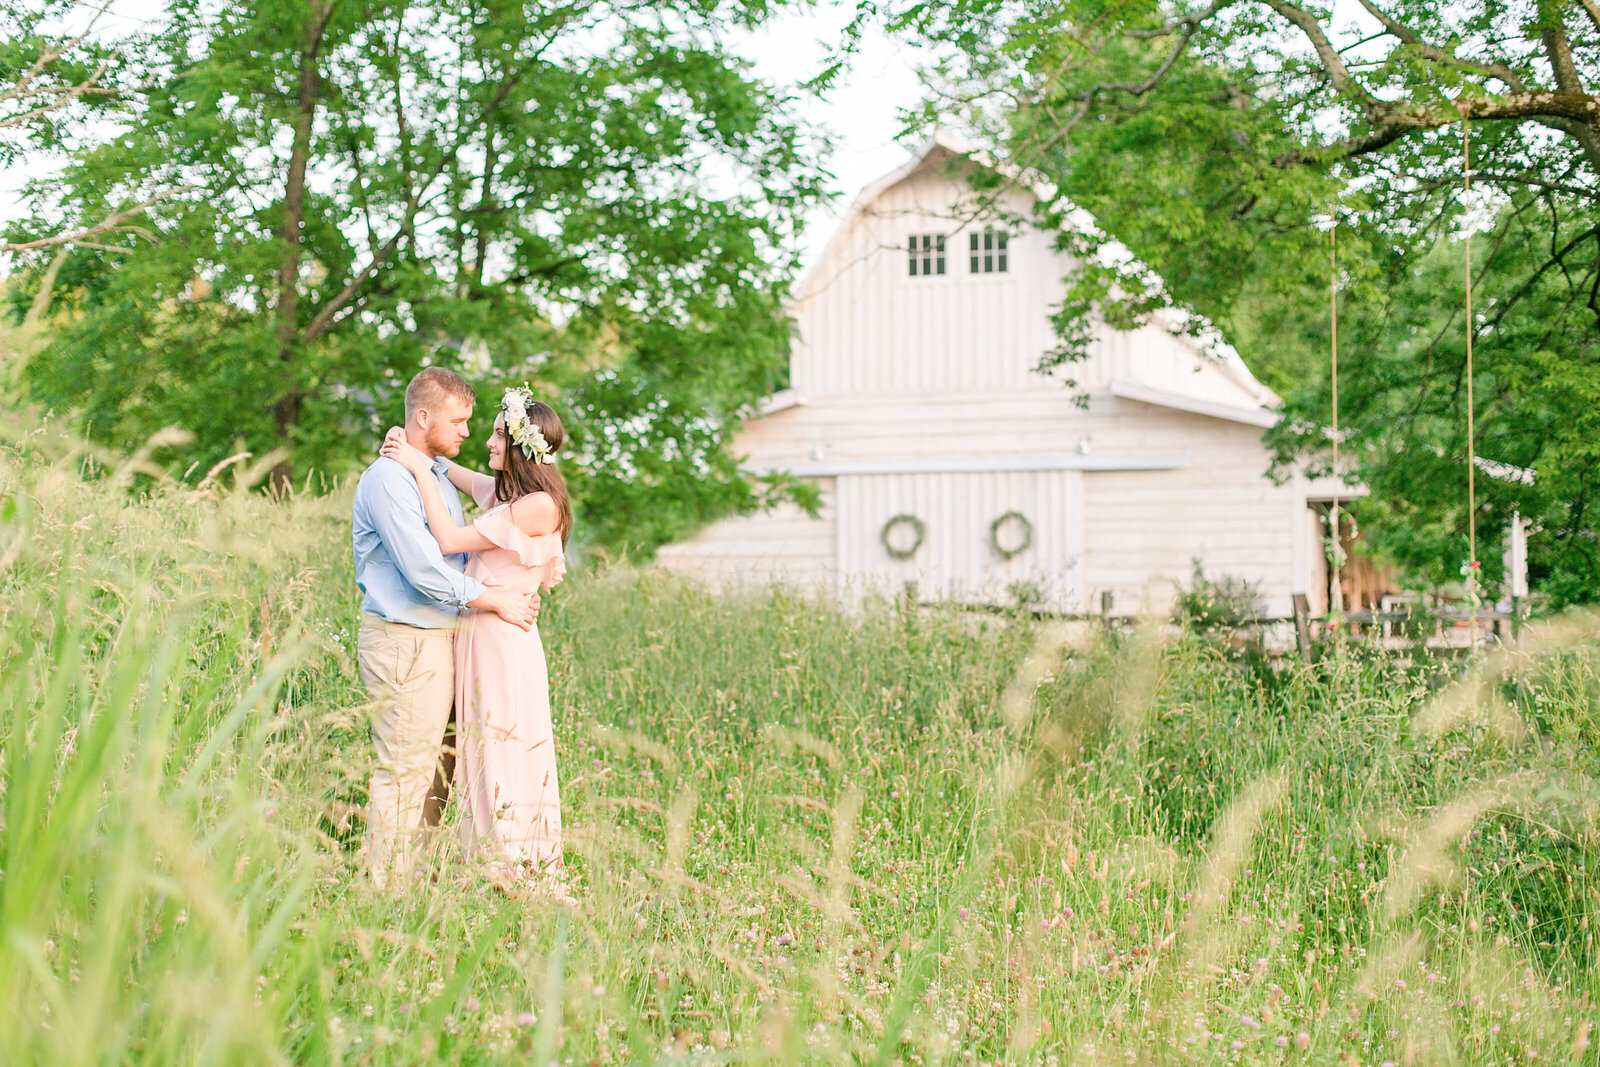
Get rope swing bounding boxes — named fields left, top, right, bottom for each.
left=1329, top=224, right=1343, bottom=619
left=1463, top=121, right=1480, bottom=652
left=1319, top=125, right=1482, bottom=652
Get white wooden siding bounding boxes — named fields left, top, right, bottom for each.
left=656, top=136, right=1311, bottom=618
left=835, top=470, right=1084, bottom=611
left=654, top=479, right=837, bottom=590
left=792, top=160, right=1267, bottom=411
left=794, top=167, right=1071, bottom=397
left=1080, top=459, right=1298, bottom=618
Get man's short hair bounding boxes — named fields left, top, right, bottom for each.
left=405, top=367, right=475, bottom=419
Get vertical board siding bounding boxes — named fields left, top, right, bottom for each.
left=836, top=471, right=1084, bottom=611
left=792, top=164, right=1263, bottom=410
left=795, top=169, right=1067, bottom=397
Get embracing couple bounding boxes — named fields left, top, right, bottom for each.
left=350, top=367, right=572, bottom=895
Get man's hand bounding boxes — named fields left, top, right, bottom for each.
left=473, top=587, right=539, bottom=631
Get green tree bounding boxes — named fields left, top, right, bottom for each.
left=8, top=0, right=825, bottom=549
left=886, top=0, right=1600, bottom=604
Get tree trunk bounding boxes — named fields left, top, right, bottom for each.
left=271, top=2, right=333, bottom=490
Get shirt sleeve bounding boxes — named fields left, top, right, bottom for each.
left=366, top=465, right=486, bottom=608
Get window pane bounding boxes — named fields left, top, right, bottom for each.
left=970, top=254, right=979, bottom=272
left=984, top=253, right=993, bottom=272
left=970, top=233, right=979, bottom=252
left=997, top=251, right=1007, bottom=272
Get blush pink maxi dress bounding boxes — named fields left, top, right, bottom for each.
left=453, top=476, right=567, bottom=875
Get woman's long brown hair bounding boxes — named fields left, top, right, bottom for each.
left=495, top=399, right=573, bottom=545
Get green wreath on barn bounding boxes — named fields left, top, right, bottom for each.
left=880, top=514, right=925, bottom=560
left=990, top=510, right=1034, bottom=561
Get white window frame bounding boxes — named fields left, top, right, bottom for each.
left=968, top=230, right=1009, bottom=274
left=907, top=234, right=947, bottom=277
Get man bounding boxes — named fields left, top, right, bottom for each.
left=352, top=367, right=538, bottom=887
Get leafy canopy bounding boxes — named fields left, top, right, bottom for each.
left=7, top=0, right=828, bottom=551
left=883, top=0, right=1600, bottom=604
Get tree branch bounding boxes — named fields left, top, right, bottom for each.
left=1125, top=0, right=1237, bottom=39
left=1260, top=0, right=1375, bottom=103
left=0, top=0, right=112, bottom=106
left=1536, top=1, right=1600, bottom=172
left=1, top=188, right=187, bottom=252
left=1580, top=0, right=1600, bottom=37
left=304, top=54, right=540, bottom=341
left=1273, top=123, right=1409, bottom=166
left=1352, top=0, right=1527, bottom=91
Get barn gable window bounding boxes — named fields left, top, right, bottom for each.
left=969, top=230, right=1009, bottom=273
left=908, top=234, right=946, bottom=276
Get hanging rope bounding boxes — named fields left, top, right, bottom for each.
left=1463, top=121, right=1479, bottom=652
left=1329, top=224, right=1343, bottom=618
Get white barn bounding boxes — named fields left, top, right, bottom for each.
left=659, top=133, right=1341, bottom=617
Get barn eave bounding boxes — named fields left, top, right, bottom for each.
left=1107, top=379, right=1280, bottom=428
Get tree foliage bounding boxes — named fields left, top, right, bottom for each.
left=6, top=0, right=826, bottom=551
left=889, top=0, right=1600, bottom=604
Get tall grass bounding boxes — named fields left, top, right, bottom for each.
left=0, top=421, right=1596, bottom=1064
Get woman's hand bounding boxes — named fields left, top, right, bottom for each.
left=380, top=429, right=433, bottom=476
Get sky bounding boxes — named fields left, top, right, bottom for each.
left=0, top=0, right=929, bottom=273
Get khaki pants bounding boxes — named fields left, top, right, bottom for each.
left=357, top=615, right=455, bottom=888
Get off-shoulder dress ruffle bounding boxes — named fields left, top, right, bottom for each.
left=472, top=505, right=566, bottom=590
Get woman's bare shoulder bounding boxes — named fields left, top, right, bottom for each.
left=507, top=491, right=559, bottom=537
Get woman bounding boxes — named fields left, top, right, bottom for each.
left=380, top=387, right=572, bottom=890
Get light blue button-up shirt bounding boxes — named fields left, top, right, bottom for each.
left=352, top=455, right=486, bottom=629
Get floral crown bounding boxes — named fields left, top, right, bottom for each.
left=501, top=386, right=555, bottom=464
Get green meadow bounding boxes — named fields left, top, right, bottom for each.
left=1, top=426, right=1596, bottom=1066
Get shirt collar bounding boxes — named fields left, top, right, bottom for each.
left=430, top=456, right=451, bottom=477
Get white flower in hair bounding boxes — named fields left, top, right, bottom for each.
left=502, top=387, right=528, bottom=422
left=501, top=383, right=555, bottom=462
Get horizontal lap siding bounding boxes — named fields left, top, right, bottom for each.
left=656, top=480, right=836, bottom=590
left=1082, top=464, right=1297, bottom=616
left=731, top=395, right=1278, bottom=474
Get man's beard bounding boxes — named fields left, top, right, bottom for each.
left=425, top=427, right=461, bottom=458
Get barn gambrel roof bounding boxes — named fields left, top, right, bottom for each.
left=796, top=130, right=1281, bottom=423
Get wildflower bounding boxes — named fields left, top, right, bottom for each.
left=516, top=1011, right=536, bottom=1026
left=1295, top=1032, right=1310, bottom=1049
left=1275, top=1035, right=1289, bottom=1047
left=1231, top=1039, right=1244, bottom=1050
